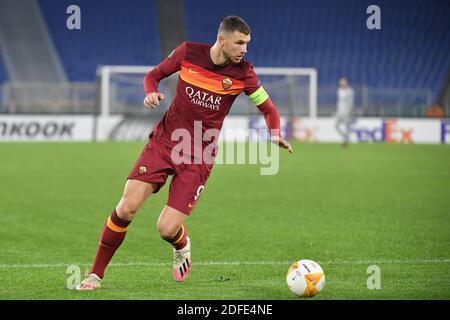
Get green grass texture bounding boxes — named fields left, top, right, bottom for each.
left=0, top=142, right=449, bottom=299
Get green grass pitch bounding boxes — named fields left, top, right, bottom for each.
left=0, top=142, right=449, bottom=299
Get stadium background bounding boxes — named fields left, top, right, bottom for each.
left=0, top=0, right=449, bottom=300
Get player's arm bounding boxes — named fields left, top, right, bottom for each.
left=143, top=42, right=187, bottom=108
left=257, top=97, right=293, bottom=153
left=245, top=67, right=293, bottom=154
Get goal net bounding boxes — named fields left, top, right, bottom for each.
left=97, top=65, right=318, bottom=118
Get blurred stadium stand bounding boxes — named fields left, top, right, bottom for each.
left=0, top=52, right=7, bottom=83
left=0, top=52, right=7, bottom=112
left=0, top=0, right=67, bottom=82
left=184, top=0, right=450, bottom=115
left=38, top=0, right=161, bottom=81
left=0, top=0, right=449, bottom=116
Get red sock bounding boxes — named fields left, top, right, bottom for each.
left=168, top=224, right=188, bottom=250
left=90, top=210, right=131, bottom=279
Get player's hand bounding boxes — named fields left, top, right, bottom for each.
left=271, top=136, right=293, bottom=154
left=144, top=92, right=165, bottom=109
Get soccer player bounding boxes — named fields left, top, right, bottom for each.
left=334, top=77, right=355, bottom=147
left=77, top=16, right=293, bottom=290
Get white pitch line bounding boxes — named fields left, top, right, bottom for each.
left=0, top=258, right=449, bottom=269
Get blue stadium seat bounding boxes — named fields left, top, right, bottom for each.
left=34, top=0, right=450, bottom=103
left=0, top=52, right=8, bottom=83
left=184, top=0, right=450, bottom=101
left=39, top=0, right=161, bottom=81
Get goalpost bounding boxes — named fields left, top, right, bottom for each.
left=97, top=65, right=318, bottom=118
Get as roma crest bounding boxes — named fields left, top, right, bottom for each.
left=222, top=78, right=232, bottom=90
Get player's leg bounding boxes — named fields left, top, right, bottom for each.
left=91, top=180, right=158, bottom=276
left=156, top=205, right=191, bottom=282
left=77, top=141, right=173, bottom=290
left=77, top=180, right=158, bottom=290
left=116, top=179, right=159, bottom=221
left=335, top=117, right=348, bottom=146
left=335, top=117, right=345, bottom=139
left=343, top=118, right=351, bottom=146
left=159, top=162, right=212, bottom=282
left=157, top=205, right=189, bottom=245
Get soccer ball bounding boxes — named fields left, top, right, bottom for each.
left=286, top=259, right=325, bottom=297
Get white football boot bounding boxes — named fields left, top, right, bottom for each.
left=172, top=237, right=191, bottom=282
left=76, top=273, right=102, bottom=291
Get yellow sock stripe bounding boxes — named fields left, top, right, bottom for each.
left=172, top=225, right=186, bottom=245
left=106, top=216, right=128, bottom=233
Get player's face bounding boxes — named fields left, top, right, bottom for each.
left=222, top=31, right=251, bottom=64
left=339, top=78, right=348, bottom=88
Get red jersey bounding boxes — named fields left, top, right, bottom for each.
left=144, top=41, right=280, bottom=160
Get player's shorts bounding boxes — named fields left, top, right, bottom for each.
left=127, top=140, right=213, bottom=215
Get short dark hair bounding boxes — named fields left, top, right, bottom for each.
left=219, top=16, right=251, bottom=35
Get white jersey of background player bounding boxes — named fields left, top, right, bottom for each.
left=335, top=77, right=354, bottom=147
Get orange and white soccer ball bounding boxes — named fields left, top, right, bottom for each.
left=286, top=259, right=325, bottom=297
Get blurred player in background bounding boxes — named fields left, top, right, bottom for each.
left=77, top=16, right=293, bottom=290
left=334, top=77, right=354, bottom=147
